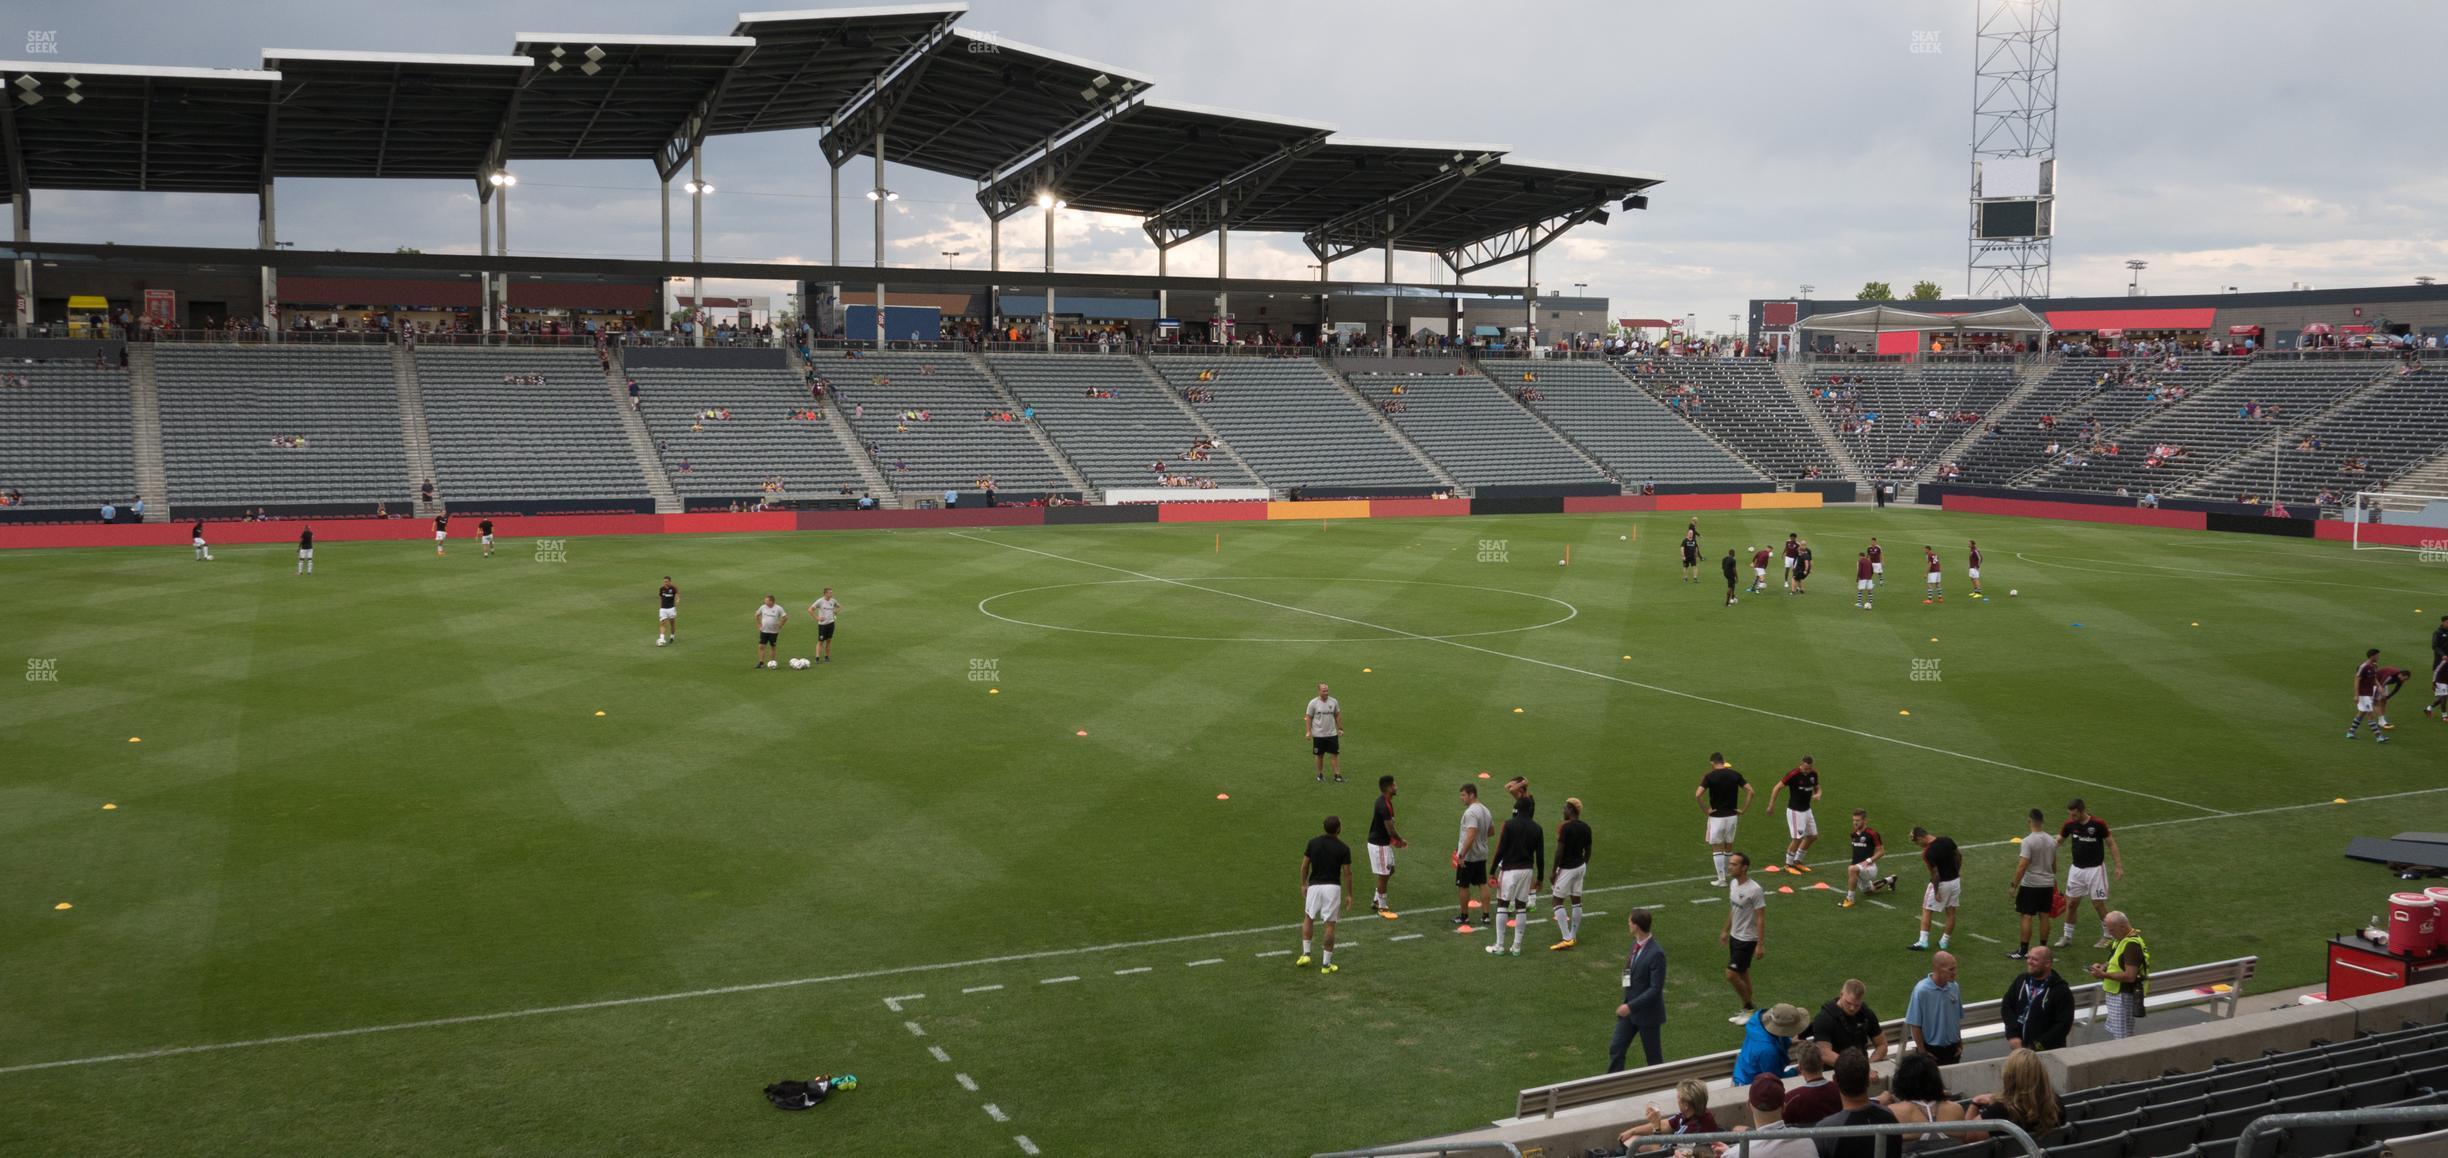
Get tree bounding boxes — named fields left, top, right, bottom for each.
left=394, top=246, right=422, bottom=255
left=1908, top=280, right=1943, bottom=301
left=1857, top=281, right=1894, bottom=301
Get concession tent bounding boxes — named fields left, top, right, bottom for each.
left=1792, top=303, right=2049, bottom=359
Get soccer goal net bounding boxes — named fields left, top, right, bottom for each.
left=2349, top=490, right=2448, bottom=551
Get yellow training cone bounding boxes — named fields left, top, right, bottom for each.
left=101, top=803, right=117, bottom=811
left=1622, top=655, right=1632, bottom=661
left=593, top=710, right=606, bottom=717
left=988, top=688, right=999, bottom=695
left=2333, top=797, right=2349, bottom=804
left=1512, top=707, right=1524, bottom=714
left=1362, top=667, right=1373, bottom=673
left=1899, top=709, right=1911, bottom=716
left=53, top=902, right=72, bottom=910
left=128, top=737, right=141, bottom=744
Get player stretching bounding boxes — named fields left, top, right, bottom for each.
left=191, top=520, right=214, bottom=562
left=1681, top=521, right=1701, bottom=583
left=1782, top=534, right=1801, bottom=593
left=1965, top=540, right=1985, bottom=598
left=479, top=518, right=496, bottom=558
left=2057, top=798, right=2125, bottom=948
left=1485, top=794, right=1545, bottom=957
left=1907, top=827, right=1962, bottom=951
left=809, top=588, right=840, bottom=662
left=1698, top=753, right=1751, bottom=885
left=1921, top=545, right=1943, bottom=604
left=1855, top=551, right=1875, bottom=610
left=2375, top=664, right=2409, bottom=732
left=433, top=512, right=449, bottom=556
left=752, top=595, right=787, bottom=669
left=295, top=525, right=314, bottom=575
left=1749, top=546, right=1772, bottom=594
left=1767, top=756, right=1822, bottom=871
left=1549, top=798, right=1592, bottom=950
left=657, top=576, right=680, bottom=644
left=2349, top=649, right=2387, bottom=741
left=1841, top=809, right=1889, bottom=908
left=1296, top=815, right=1353, bottom=974
left=1867, top=538, right=1884, bottom=587
left=1366, top=775, right=1407, bottom=917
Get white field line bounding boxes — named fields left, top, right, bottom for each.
left=950, top=532, right=2225, bottom=816
left=956, top=1072, right=979, bottom=1092
left=2011, top=550, right=2438, bottom=597
left=984, top=1103, right=1010, bottom=1123
left=1038, top=976, right=1080, bottom=986
left=1016, top=1137, right=1040, bottom=1156
left=1253, top=950, right=1292, bottom=958
left=1387, top=934, right=1424, bottom=943
left=962, top=984, right=1004, bottom=994
left=904, top=1021, right=927, bottom=1037
left=1114, top=966, right=1153, bottom=975
left=929, top=1046, right=950, bottom=1062
left=1965, top=932, right=2002, bottom=944
left=8, top=790, right=2440, bottom=1078
left=1185, top=959, right=1224, bottom=968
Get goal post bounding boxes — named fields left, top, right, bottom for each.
left=2349, top=490, right=2448, bottom=552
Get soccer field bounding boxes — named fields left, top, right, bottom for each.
left=4, top=507, right=2441, bottom=1157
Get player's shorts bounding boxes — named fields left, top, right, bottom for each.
left=1312, top=734, right=1340, bottom=756
left=1727, top=937, right=1758, bottom=973
left=1496, top=867, right=1535, bottom=905
left=481, top=534, right=494, bottom=546
left=1682, top=550, right=1699, bottom=566
left=1858, top=579, right=1874, bottom=591
left=2015, top=884, right=2054, bottom=916
left=297, top=548, right=313, bottom=560
left=435, top=531, right=448, bottom=541
left=1873, top=562, right=1885, bottom=574
left=1783, top=557, right=1796, bottom=571
left=1304, top=883, right=1343, bottom=923
left=1924, top=878, right=1963, bottom=912
left=1455, top=858, right=1488, bottom=888
left=2066, top=864, right=2111, bottom=901
left=2435, top=682, right=2448, bottom=699
left=2357, top=695, right=2376, bottom=712
left=758, top=631, right=779, bottom=645
left=1706, top=815, right=1740, bottom=845
left=1553, top=864, right=1587, bottom=899
left=817, top=622, right=836, bottom=641
left=192, top=537, right=206, bottom=547
left=1752, top=567, right=1767, bottom=581
left=1367, top=842, right=1395, bottom=876
left=1786, top=809, right=1818, bottom=840
left=1852, top=858, right=1879, bottom=882
left=1968, top=568, right=1982, bottom=580
left=1927, top=570, right=1942, bottom=582
left=659, top=607, right=677, bottom=622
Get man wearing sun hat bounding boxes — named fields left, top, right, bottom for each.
left=1734, top=1002, right=1810, bottom=1085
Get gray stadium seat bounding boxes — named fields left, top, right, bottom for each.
left=630, top=361, right=864, bottom=500
left=1145, top=356, right=1436, bottom=488
left=413, top=348, right=647, bottom=503
left=155, top=346, right=408, bottom=506
left=0, top=359, right=137, bottom=509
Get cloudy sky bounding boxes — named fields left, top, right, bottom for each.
left=19, top=0, right=2447, bottom=331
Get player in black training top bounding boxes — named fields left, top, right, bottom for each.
left=1366, top=775, right=1407, bottom=918
left=1486, top=795, right=1547, bottom=957
left=1721, top=549, right=1740, bottom=607
left=1767, top=755, right=1823, bottom=870
left=1842, top=809, right=1890, bottom=908
left=295, top=525, right=315, bottom=576
left=1908, top=826, right=1962, bottom=951
left=1296, top=815, right=1354, bottom=974
left=657, top=575, right=681, bottom=645
left=433, top=512, right=450, bottom=557
left=1681, top=520, right=1701, bottom=583
left=1696, top=753, right=1751, bottom=885
left=1549, top=798, right=1593, bottom=951
left=190, top=519, right=213, bottom=562
left=479, top=518, right=496, bottom=558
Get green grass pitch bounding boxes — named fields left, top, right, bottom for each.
left=4, top=508, right=2440, bottom=1156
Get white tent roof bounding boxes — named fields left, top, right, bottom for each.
left=1793, top=302, right=2049, bottom=333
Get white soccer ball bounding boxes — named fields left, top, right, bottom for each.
left=1619, top=535, right=1628, bottom=541
left=790, top=657, right=812, bottom=670
left=2008, top=589, right=2019, bottom=597
left=766, top=660, right=779, bottom=669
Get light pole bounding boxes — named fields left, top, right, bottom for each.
left=941, top=250, right=962, bottom=270
left=683, top=172, right=713, bottom=346
left=1799, top=283, right=1814, bottom=300
left=1037, top=190, right=1064, bottom=351
left=2125, top=259, right=2148, bottom=296
left=2418, top=276, right=2438, bottom=287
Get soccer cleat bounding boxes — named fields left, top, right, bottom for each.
left=1486, top=943, right=1506, bottom=956
left=1294, top=954, right=1313, bottom=968
left=1315, top=773, right=1324, bottom=783
left=1319, top=963, right=1339, bottom=975
left=2380, top=722, right=2396, bottom=731
left=1510, top=945, right=1522, bottom=956
left=2054, top=932, right=2073, bottom=947
left=1332, top=774, right=1345, bottom=783
left=1839, top=898, right=1856, bottom=909
left=2007, top=949, right=2026, bottom=960
left=1876, top=875, right=1899, bottom=892
left=1908, top=941, right=1929, bottom=951
left=1923, top=598, right=1934, bottom=605
left=1550, top=939, right=1576, bottom=951
left=2379, top=735, right=2392, bottom=744
left=1378, top=909, right=1399, bottom=920
left=1729, top=1011, right=1752, bottom=1025
left=1451, top=913, right=1471, bottom=926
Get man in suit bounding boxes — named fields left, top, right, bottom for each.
left=1609, top=908, right=1668, bottom=1072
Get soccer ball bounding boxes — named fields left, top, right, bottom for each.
left=2008, top=589, right=2019, bottom=597
left=789, top=657, right=812, bottom=670
left=766, top=660, right=779, bottom=669
left=656, top=638, right=668, bottom=647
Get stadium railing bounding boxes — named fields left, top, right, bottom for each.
left=2233, top=1104, right=2448, bottom=1158
left=1314, top=1118, right=2044, bottom=1158
left=1514, top=957, right=2258, bottom=1120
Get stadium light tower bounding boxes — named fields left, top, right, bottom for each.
left=2126, top=259, right=2148, bottom=296
left=1967, top=0, right=2059, bottom=299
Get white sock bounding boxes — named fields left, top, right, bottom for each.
left=1511, top=908, right=1527, bottom=948
left=1301, top=938, right=1311, bottom=955
left=1321, top=948, right=1332, bottom=965
left=1373, top=891, right=1386, bottom=910
left=1569, top=902, right=1583, bottom=939
left=1712, top=852, right=1728, bottom=879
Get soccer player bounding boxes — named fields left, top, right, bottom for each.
left=1867, top=538, right=1884, bottom=587
left=752, top=595, right=787, bottom=669
left=1907, top=827, right=1962, bottom=952
left=1697, top=753, right=1752, bottom=885
left=1550, top=798, right=1592, bottom=950
left=1965, top=540, right=1985, bottom=598
left=433, top=511, right=449, bottom=556
left=2375, top=664, right=2410, bottom=731
left=1296, top=815, right=1353, bottom=974
left=2057, top=798, right=2125, bottom=948
left=1854, top=551, right=1875, bottom=610
left=1721, top=851, right=1767, bottom=1022
left=295, top=525, right=314, bottom=575
left=2008, top=809, right=2057, bottom=959
left=1782, top=534, right=1801, bottom=593
left=1722, top=549, right=1740, bottom=606
left=1921, top=545, right=1943, bottom=604
left=1794, top=540, right=1814, bottom=595
left=657, top=576, right=680, bottom=644
left=1681, top=520, right=1701, bottom=583
left=1749, top=545, right=1772, bottom=594
left=190, top=520, right=213, bottom=562
left=1485, top=794, right=1545, bottom=957
left=2349, top=648, right=2387, bottom=741
left=479, top=518, right=496, bottom=557
left=1841, top=809, right=1888, bottom=908
left=1766, top=756, right=1822, bottom=870
left=809, top=587, right=840, bottom=662
left=1367, top=775, right=1407, bottom=918
left=1307, top=683, right=1344, bottom=782
left=2428, top=649, right=2448, bottom=721
left=1454, top=782, right=1493, bottom=927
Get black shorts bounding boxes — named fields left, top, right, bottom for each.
left=1456, top=859, right=1488, bottom=888
left=1682, top=549, right=1699, bottom=566
left=758, top=631, right=778, bottom=645
left=2016, top=884, right=2055, bottom=916
left=1312, top=735, right=1339, bottom=756
left=1727, top=937, right=1758, bottom=973
left=817, top=622, right=835, bottom=641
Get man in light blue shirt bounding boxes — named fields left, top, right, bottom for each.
left=1904, top=951, right=1963, bottom=1065
left=943, top=488, right=959, bottom=509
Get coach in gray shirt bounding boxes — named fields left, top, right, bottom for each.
left=1455, top=783, right=1493, bottom=926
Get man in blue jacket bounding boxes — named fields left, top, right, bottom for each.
left=1608, top=909, right=1668, bottom=1072
left=1734, top=1003, right=1808, bottom=1085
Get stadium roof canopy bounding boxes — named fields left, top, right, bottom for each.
left=0, top=5, right=1656, bottom=269
left=1795, top=303, right=2051, bottom=333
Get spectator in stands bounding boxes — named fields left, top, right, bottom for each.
left=1711, top=1075, right=1815, bottom=1158
left=1802, top=978, right=1887, bottom=1066
left=1968, top=1049, right=2062, bottom=1139
left=422, top=480, right=436, bottom=505
left=100, top=499, right=117, bottom=523
left=1606, top=1078, right=1718, bottom=1155
left=1781, top=1042, right=1841, bottom=1126
left=1811, top=1049, right=1897, bottom=1158
left=2085, top=911, right=2148, bottom=1040
left=2000, top=944, right=2075, bottom=1053
left=1903, top=952, right=1964, bottom=1065
left=1734, top=1003, right=1808, bottom=1086
left=1877, top=1052, right=1970, bottom=1148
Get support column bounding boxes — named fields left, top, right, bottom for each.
left=690, top=152, right=705, bottom=348
left=660, top=175, right=671, bottom=263
left=1525, top=250, right=1538, bottom=349
left=259, top=181, right=280, bottom=342
left=495, top=183, right=510, bottom=336
left=1156, top=242, right=1167, bottom=323
left=828, top=151, right=841, bottom=337
left=1382, top=221, right=1395, bottom=356
left=10, top=192, right=28, bottom=338
left=1215, top=196, right=1230, bottom=343
left=872, top=134, right=886, bottom=350
left=478, top=190, right=493, bottom=336
left=1043, top=201, right=1056, bottom=351
left=989, top=215, right=1001, bottom=337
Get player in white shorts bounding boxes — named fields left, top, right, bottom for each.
left=2056, top=799, right=2125, bottom=947
left=190, top=520, right=214, bottom=561
left=433, top=512, right=450, bottom=556
left=1486, top=796, right=1546, bottom=956
left=1548, top=798, right=1592, bottom=950
left=294, top=525, right=315, bottom=575
left=1296, top=815, right=1354, bottom=974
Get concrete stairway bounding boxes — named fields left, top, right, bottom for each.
left=1599, top=361, right=1774, bottom=481
left=1775, top=361, right=1869, bottom=480
left=1465, top=364, right=1620, bottom=487
left=788, top=346, right=899, bottom=507
left=966, top=352, right=1094, bottom=498
left=390, top=345, right=442, bottom=516
left=1128, top=354, right=1268, bottom=489
left=1918, top=360, right=2055, bottom=483
left=598, top=352, right=683, bottom=514
left=126, top=343, right=169, bottom=520
left=1315, top=358, right=1463, bottom=492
